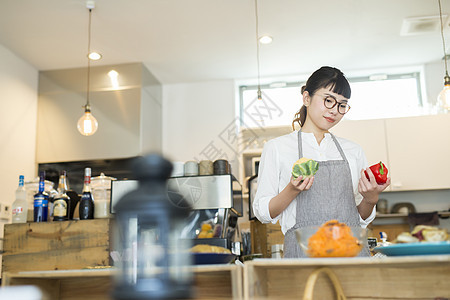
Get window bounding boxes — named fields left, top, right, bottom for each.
left=345, top=73, right=423, bottom=120
left=239, top=72, right=424, bottom=129
left=240, top=83, right=301, bottom=129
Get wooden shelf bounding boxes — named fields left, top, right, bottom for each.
left=242, top=149, right=262, bottom=156
left=3, top=264, right=243, bottom=300
left=438, top=211, right=450, bottom=217
left=376, top=213, right=408, bottom=218
left=376, top=211, right=450, bottom=218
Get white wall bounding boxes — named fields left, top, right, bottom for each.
left=0, top=43, right=38, bottom=214
left=36, top=63, right=162, bottom=163
left=424, top=60, right=445, bottom=107
left=162, top=80, right=240, bottom=173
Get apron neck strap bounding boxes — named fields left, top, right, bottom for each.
left=297, top=130, right=348, bottom=162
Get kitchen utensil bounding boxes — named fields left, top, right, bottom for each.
left=91, top=173, right=116, bottom=218
left=213, top=159, right=230, bottom=175
left=171, top=162, right=185, bottom=177
left=199, top=160, right=214, bottom=175
left=391, top=202, right=416, bottom=214
left=376, top=199, right=388, bottom=214
left=184, top=161, right=199, bottom=176
left=295, top=225, right=367, bottom=257
left=271, top=244, right=284, bottom=258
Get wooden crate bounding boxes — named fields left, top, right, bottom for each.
left=250, top=220, right=284, bottom=258
left=2, top=219, right=112, bottom=275
left=243, top=255, right=450, bottom=299
left=2, top=264, right=243, bottom=300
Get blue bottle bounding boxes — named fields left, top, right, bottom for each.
left=34, top=171, right=48, bottom=222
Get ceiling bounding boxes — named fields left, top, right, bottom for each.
left=0, top=0, right=448, bottom=84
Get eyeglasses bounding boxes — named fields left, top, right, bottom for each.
left=323, top=96, right=351, bottom=115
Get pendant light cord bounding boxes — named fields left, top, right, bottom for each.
left=86, top=8, right=92, bottom=110
left=255, top=0, right=262, bottom=100
left=438, top=0, right=449, bottom=77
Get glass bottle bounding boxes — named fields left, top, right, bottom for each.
left=12, top=175, right=28, bottom=223
left=53, top=171, right=71, bottom=221
left=34, top=171, right=48, bottom=222
left=79, top=167, right=94, bottom=220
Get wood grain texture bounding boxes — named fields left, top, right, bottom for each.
left=2, top=265, right=243, bottom=300
left=244, top=256, right=450, bottom=299
left=2, top=219, right=112, bottom=274
left=3, top=219, right=111, bottom=254
left=250, top=220, right=284, bottom=258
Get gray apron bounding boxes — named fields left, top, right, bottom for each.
left=284, top=130, right=370, bottom=258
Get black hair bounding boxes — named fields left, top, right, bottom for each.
left=292, top=66, right=351, bottom=129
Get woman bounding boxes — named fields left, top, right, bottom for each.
left=253, top=66, right=391, bottom=258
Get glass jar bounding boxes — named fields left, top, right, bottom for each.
left=91, top=173, right=116, bottom=219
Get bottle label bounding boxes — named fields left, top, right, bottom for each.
left=12, top=207, right=23, bottom=215
left=34, top=197, right=48, bottom=208
left=53, top=199, right=67, bottom=217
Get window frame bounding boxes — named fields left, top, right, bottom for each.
left=238, top=71, right=423, bottom=128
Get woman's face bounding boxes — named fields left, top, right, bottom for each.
left=303, top=87, right=348, bottom=132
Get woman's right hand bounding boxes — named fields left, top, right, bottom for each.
left=268, top=175, right=315, bottom=219
left=289, top=175, right=314, bottom=192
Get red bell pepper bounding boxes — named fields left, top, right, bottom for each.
left=364, top=161, right=388, bottom=184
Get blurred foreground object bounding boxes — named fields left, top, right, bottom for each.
left=113, top=154, right=193, bottom=299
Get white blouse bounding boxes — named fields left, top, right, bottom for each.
left=253, top=131, right=376, bottom=234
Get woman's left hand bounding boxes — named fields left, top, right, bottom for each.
left=358, top=168, right=391, bottom=205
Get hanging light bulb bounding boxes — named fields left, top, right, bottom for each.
left=78, top=1, right=98, bottom=136
left=77, top=104, right=98, bottom=136
left=438, top=75, right=450, bottom=110
left=437, top=0, right=450, bottom=110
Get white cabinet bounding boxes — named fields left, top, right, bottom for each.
left=239, top=114, right=450, bottom=192
left=331, top=118, right=389, bottom=169
left=385, top=114, right=450, bottom=191
left=333, top=114, right=450, bottom=191
left=332, top=118, right=391, bottom=191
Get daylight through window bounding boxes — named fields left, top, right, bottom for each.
left=239, top=72, right=423, bottom=129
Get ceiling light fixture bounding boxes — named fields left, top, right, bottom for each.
left=88, top=51, right=102, bottom=60
left=437, top=0, right=450, bottom=110
left=77, top=1, right=98, bottom=136
left=254, top=0, right=262, bottom=100
left=259, top=35, right=273, bottom=44
left=108, top=70, right=119, bottom=90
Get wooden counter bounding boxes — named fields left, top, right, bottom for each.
left=2, top=264, right=243, bottom=300
left=243, top=255, right=450, bottom=299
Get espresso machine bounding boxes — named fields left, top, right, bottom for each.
left=111, top=174, right=243, bottom=254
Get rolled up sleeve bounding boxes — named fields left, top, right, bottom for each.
left=253, top=140, right=281, bottom=224
left=354, top=144, right=375, bottom=228
left=359, top=206, right=376, bottom=228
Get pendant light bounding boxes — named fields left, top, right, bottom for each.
left=437, top=0, right=450, bottom=110
left=254, top=0, right=262, bottom=100
left=77, top=1, right=98, bottom=136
